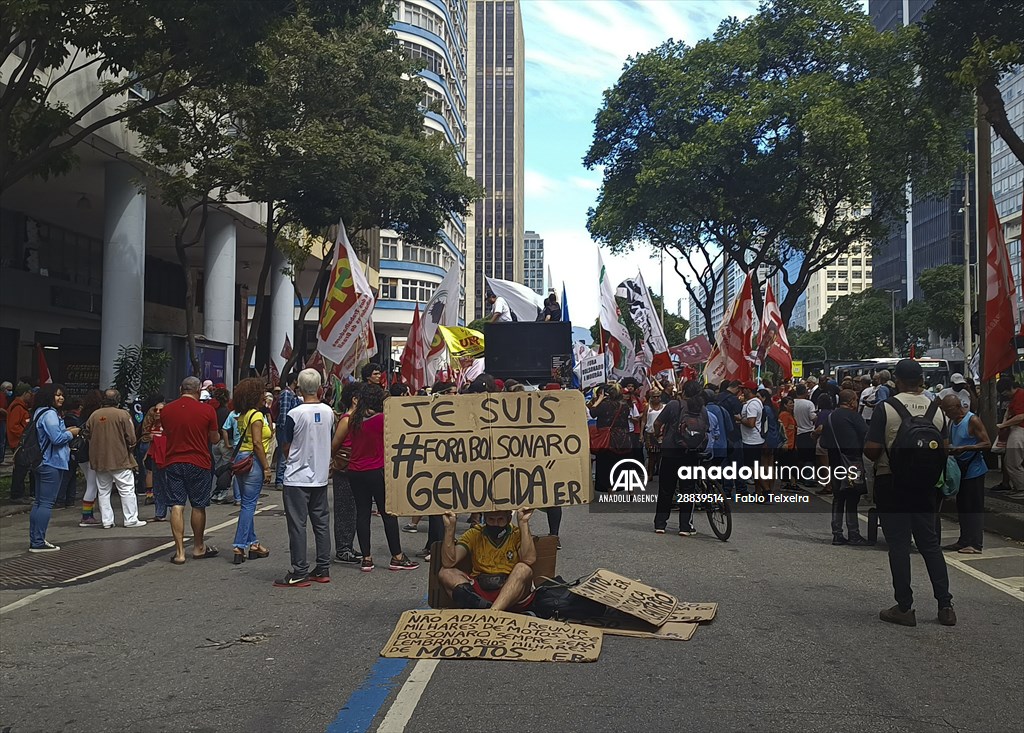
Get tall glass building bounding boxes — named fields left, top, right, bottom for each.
left=523, top=229, right=544, bottom=295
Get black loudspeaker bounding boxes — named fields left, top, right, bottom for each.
left=484, top=322, right=572, bottom=384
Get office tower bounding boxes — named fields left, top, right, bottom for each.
left=523, top=229, right=544, bottom=295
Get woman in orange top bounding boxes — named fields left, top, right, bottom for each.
left=777, top=396, right=798, bottom=491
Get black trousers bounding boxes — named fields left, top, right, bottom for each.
left=544, top=506, right=562, bottom=536
left=795, top=433, right=816, bottom=471
left=655, top=453, right=696, bottom=531
left=954, top=474, right=985, bottom=550
left=10, top=461, right=35, bottom=499
left=348, top=468, right=403, bottom=558
left=332, top=472, right=357, bottom=555
left=595, top=451, right=617, bottom=492
left=830, top=489, right=861, bottom=536
left=876, top=474, right=952, bottom=610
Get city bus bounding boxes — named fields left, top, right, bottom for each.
left=861, top=357, right=952, bottom=388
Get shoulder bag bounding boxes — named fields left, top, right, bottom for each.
left=215, top=413, right=251, bottom=489
left=588, top=403, right=625, bottom=455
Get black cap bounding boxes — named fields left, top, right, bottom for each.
left=893, top=359, right=923, bottom=381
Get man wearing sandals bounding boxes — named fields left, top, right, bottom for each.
left=439, top=509, right=536, bottom=612
left=160, top=376, right=221, bottom=564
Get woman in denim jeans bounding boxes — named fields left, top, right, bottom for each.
left=230, top=378, right=273, bottom=565
left=29, top=384, right=81, bottom=552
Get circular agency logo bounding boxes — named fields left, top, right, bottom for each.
left=609, top=458, right=649, bottom=493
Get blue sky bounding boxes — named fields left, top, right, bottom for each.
left=521, top=0, right=758, bottom=333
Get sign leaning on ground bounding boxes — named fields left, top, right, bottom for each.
left=381, top=609, right=603, bottom=662
left=384, top=391, right=592, bottom=516
left=568, top=569, right=679, bottom=626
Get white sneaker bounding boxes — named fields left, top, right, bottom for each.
left=124, top=520, right=147, bottom=528
left=29, top=540, right=60, bottom=552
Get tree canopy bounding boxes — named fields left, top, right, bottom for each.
left=916, top=0, right=1024, bottom=167
left=585, top=0, right=966, bottom=341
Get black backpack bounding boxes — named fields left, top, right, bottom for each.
left=885, top=397, right=947, bottom=491
left=674, top=407, right=710, bottom=454
left=13, top=408, right=53, bottom=471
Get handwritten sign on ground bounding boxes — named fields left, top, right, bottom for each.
left=570, top=617, right=698, bottom=641
left=668, top=603, right=718, bottom=623
left=384, top=392, right=591, bottom=515
left=380, top=609, right=602, bottom=662
left=568, top=569, right=679, bottom=626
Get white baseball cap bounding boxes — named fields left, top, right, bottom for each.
left=950, top=373, right=966, bottom=385
left=200, top=389, right=211, bottom=401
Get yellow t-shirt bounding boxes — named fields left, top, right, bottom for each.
left=456, top=524, right=521, bottom=576
left=239, top=409, right=272, bottom=454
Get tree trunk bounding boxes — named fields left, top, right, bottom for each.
left=980, top=78, right=1024, bottom=168
left=173, top=202, right=208, bottom=378
left=241, top=201, right=278, bottom=379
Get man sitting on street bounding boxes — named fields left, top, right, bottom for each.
left=439, top=509, right=536, bottom=612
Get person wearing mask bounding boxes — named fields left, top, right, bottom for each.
left=274, top=369, right=334, bottom=587
left=85, top=389, right=147, bottom=529
left=588, top=382, right=631, bottom=493
left=331, top=382, right=361, bottom=564
left=7, top=384, right=34, bottom=503
left=940, top=395, right=991, bottom=555
left=28, top=384, right=80, bottom=551
left=864, top=360, right=954, bottom=627
left=822, top=390, right=868, bottom=545
left=332, top=384, right=417, bottom=572
left=229, top=378, right=273, bottom=565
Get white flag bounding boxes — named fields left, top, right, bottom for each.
left=598, top=249, right=634, bottom=374
left=317, top=219, right=375, bottom=364
left=617, top=271, right=671, bottom=373
left=486, top=277, right=544, bottom=321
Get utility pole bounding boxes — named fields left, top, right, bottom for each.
left=887, top=288, right=899, bottom=357
left=976, top=96, right=995, bottom=431
left=963, top=168, right=973, bottom=365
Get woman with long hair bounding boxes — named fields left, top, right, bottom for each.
left=138, top=393, right=164, bottom=504
left=588, top=382, right=631, bottom=492
left=77, top=389, right=103, bottom=527
left=330, top=382, right=361, bottom=564
left=229, top=377, right=273, bottom=565
left=333, top=383, right=417, bottom=572
left=141, top=401, right=167, bottom=521
left=29, top=383, right=80, bottom=551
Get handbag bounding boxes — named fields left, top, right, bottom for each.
left=331, top=445, right=352, bottom=474
left=590, top=404, right=628, bottom=455
left=940, top=455, right=961, bottom=497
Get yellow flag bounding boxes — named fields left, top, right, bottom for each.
left=438, top=326, right=485, bottom=362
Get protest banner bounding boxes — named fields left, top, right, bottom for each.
left=570, top=617, right=698, bottom=641
left=578, top=354, right=605, bottom=389
left=381, top=609, right=602, bottom=662
left=568, top=569, right=679, bottom=626
left=667, top=603, right=718, bottom=623
left=384, top=391, right=592, bottom=516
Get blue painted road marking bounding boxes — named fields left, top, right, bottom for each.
left=326, top=657, right=409, bottom=733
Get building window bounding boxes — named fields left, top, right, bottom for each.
left=838, top=283, right=848, bottom=291
left=405, top=242, right=441, bottom=266
left=852, top=258, right=862, bottom=266
left=827, top=296, right=837, bottom=304
left=827, top=283, right=837, bottom=291
left=381, top=237, right=399, bottom=260
left=380, top=277, right=398, bottom=299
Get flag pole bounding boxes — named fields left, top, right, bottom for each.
left=976, top=94, right=994, bottom=431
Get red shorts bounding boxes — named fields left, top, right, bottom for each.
left=471, top=577, right=535, bottom=612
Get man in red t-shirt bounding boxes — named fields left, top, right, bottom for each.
left=161, top=376, right=221, bottom=564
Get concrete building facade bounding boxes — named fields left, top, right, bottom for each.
left=523, top=229, right=544, bottom=295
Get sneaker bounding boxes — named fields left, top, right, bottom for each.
left=335, top=550, right=362, bottom=564
left=402, top=523, right=419, bottom=533
left=832, top=535, right=849, bottom=545
left=389, top=555, right=419, bottom=571
left=879, top=604, right=917, bottom=627
left=452, top=583, right=492, bottom=609
left=414, top=548, right=432, bottom=559
left=273, top=572, right=311, bottom=588
left=679, top=527, right=697, bottom=536
left=28, top=540, right=60, bottom=553
left=102, top=524, right=114, bottom=529
left=78, top=516, right=100, bottom=527
left=124, top=519, right=147, bottom=528
left=308, top=568, right=331, bottom=584
left=847, top=535, right=870, bottom=546
left=360, top=557, right=375, bottom=573
left=938, top=606, right=957, bottom=626
left=654, top=528, right=666, bottom=534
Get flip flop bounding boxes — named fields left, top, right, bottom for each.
left=192, top=546, right=219, bottom=560
left=957, top=547, right=982, bottom=554
left=169, top=555, right=186, bottom=565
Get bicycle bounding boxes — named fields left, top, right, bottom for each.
left=675, top=462, right=732, bottom=541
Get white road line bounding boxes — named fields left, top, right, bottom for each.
left=0, top=504, right=278, bottom=616
left=376, top=660, right=439, bottom=733
left=807, top=491, right=1024, bottom=602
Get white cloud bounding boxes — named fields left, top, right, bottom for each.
left=569, top=175, right=600, bottom=191
left=524, top=169, right=560, bottom=197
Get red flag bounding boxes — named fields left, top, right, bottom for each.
left=36, top=344, right=53, bottom=385
left=909, top=344, right=916, bottom=359
left=983, top=194, right=1020, bottom=380
left=755, top=282, right=792, bottom=379
left=400, top=304, right=427, bottom=392
left=268, top=360, right=280, bottom=387
left=669, top=335, right=713, bottom=365
left=304, top=350, right=326, bottom=377
left=705, top=274, right=755, bottom=385
left=281, top=335, right=292, bottom=361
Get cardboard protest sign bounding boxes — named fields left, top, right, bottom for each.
left=578, top=354, right=605, bottom=389
left=384, top=391, right=591, bottom=516
left=668, top=603, right=718, bottom=623
left=570, top=617, right=698, bottom=641
left=381, top=609, right=602, bottom=662
left=568, top=569, right=679, bottom=626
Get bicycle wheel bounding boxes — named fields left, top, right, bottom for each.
left=706, top=500, right=732, bottom=541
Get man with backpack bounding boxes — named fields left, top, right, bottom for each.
left=654, top=385, right=710, bottom=536
left=864, top=359, right=955, bottom=627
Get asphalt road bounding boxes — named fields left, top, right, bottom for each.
left=1, top=489, right=1022, bottom=733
